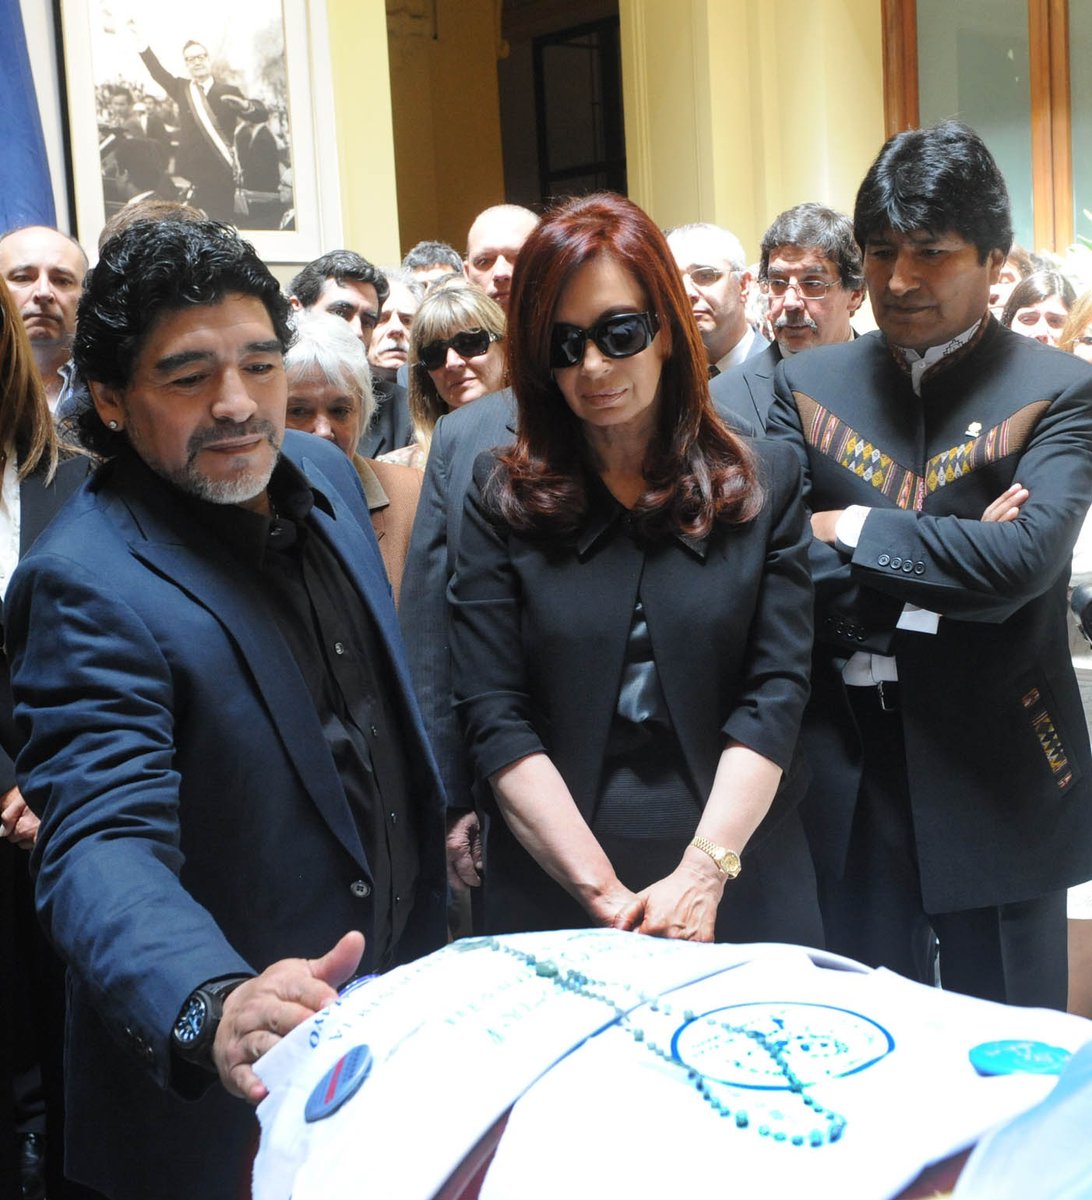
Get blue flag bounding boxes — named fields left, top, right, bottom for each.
left=0, top=0, right=57, bottom=230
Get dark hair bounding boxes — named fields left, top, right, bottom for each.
left=288, top=250, right=389, bottom=310
left=760, top=202, right=863, bottom=289
left=0, top=277, right=60, bottom=481
left=497, top=192, right=761, bottom=540
left=1000, top=269, right=1077, bottom=328
left=97, top=197, right=205, bottom=253
left=72, top=219, right=292, bottom=458
left=854, top=121, right=1013, bottom=263
left=1006, top=245, right=1034, bottom=279
left=401, top=240, right=463, bottom=275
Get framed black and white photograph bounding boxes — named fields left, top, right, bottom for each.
left=58, top=0, right=341, bottom=262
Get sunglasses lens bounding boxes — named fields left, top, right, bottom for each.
left=598, top=314, right=652, bottom=358
left=420, top=341, right=446, bottom=370
left=549, top=325, right=585, bottom=368
left=451, top=330, right=491, bottom=359
left=549, top=314, right=656, bottom=368
left=420, top=329, right=491, bottom=370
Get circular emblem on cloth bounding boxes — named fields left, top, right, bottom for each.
left=672, top=1002, right=894, bottom=1090
left=968, top=1040, right=1071, bottom=1077
left=304, top=1044, right=374, bottom=1122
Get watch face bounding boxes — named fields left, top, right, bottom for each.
left=722, top=851, right=741, bottom=878
left=174, top=994, right=209, bottom=1046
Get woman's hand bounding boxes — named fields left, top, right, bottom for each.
left=586, top=885, right=645, bottom=931
left=636, top=850, right=727, bottom=942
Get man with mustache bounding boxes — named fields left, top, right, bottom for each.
left=711, top=203, right=865, bottom=430
left=367, top=268, right=423, bottom=385
left=0, top=225, right=87, bottom=411
left=4, top=219, right=445, bottom=1199
left=767, top=121, right=1092, bottom=1010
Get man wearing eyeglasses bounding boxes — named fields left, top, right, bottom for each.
left=767, top=121, right=1092, bottom=1011
left=711, top=203, right=864, bottom=430
left=290, top=252, right=414, bottom=457
left=666, top=222, right=764, bottom=375
left=127, top=17, right=261, bottom=222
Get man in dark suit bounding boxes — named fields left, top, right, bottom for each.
left=5, top=220, right=445, bottom=1199
left=0, top=225, right=87, bottom=412
left=129, top=20, right=261, bottom=221
left=766, top=121, right=1092, bottom=1009
left=666, top=222, right=767, bottom=374
left=712, top=203, right=864, bottom=430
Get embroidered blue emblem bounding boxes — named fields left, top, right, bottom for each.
left=304, top=1044, right=374, bottom=1122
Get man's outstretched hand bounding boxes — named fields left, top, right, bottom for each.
left=212, top=930, right=365, bottom=1104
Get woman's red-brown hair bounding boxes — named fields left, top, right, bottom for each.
left=497, top=191, right=761, bottom=538
left=0, top=276, right=59, bottom=481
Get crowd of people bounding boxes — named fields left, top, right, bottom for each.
left=1, top=117, right=1092, bottom=1198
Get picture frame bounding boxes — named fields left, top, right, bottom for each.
left=56, top=0, right=342, bottom=264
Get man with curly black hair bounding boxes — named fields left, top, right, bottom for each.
left=6, top=219, right=445, bottom=1199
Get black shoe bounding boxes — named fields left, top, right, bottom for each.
left=18, top=1132, right=46, bottom=1200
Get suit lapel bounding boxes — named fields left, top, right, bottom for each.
left=120, top=487, right=369, bottom=870
left=295, top=451, right=434, bottom=768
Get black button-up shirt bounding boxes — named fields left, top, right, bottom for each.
left=134, top=452, right=419, bottom=967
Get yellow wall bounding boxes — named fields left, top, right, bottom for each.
left=327, top=0, right=885, bottom=265
left=326, top=0, right=402, bottom=263
left=620, top=0, right=886, bottom=258
left=385, top=0, right=507, bottom=257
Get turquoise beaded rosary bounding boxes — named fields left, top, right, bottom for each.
left=469, top=936, right=848, bottom=1148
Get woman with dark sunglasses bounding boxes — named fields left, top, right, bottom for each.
left=380, top=281, right=506, bottom=470
left=448, top=193, right=823, bottom=945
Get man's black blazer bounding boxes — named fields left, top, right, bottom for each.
left=766, top=322, right=1092, bottom=912
left=711, top=340, right=782, bottom=431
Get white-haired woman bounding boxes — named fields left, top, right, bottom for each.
left=285, top=309, right=421, bottom=604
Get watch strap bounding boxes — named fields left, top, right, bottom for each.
left=690, top=835, right=742, bottom=879
left=171, top=974, right=252, bottom=1067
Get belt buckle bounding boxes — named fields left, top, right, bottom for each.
left=877, top=680, right=897, bottom=712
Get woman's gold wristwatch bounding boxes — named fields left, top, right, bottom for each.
left=690, top=836, right=742, bottom=879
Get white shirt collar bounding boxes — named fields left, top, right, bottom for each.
left=715, top=326, right=756, bottom=374
left=896, top=317, right=984, bottom=395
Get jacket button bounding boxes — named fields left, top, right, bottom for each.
left=914, top=561, right=926, bottom=575
left=901, top=559, right=914, bottom=573
left=877, top=553, right=890, bottom=567
left=890, top=556, right=902, bottom=569
left=349, top=880, right=372, bottom=899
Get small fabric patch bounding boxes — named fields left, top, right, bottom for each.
left=304, top=1044, right=374, bottom=1122
left=1021, top=686, right=1073, bottom=790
